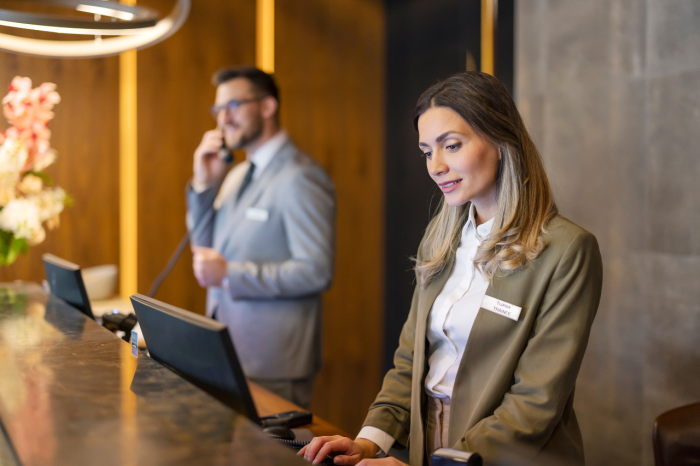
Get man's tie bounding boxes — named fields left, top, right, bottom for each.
left=236, top=162, right=256, bottom=201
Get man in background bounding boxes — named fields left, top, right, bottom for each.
left=187, top=66, right=336, bottom=408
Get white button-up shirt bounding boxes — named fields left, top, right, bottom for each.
left=425, top=204, right=493, bottom=398
left=357, top=204, right=494, bottom=455
left=213, top=129, right=289, bottom=209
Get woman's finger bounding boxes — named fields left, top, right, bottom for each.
left=303, top=436, right=335, bottom=463
left=313, top=438, right=354, bottom=465
left=312, top=441, right=337, bottom=464
left=303, top=437, right=325, bottom=462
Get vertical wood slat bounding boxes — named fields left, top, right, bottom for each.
left=119, top=0, right=138, bottom=300
left=481, top=0, right=495, bottom=75
left=275, top=0, right=386, bottom=435
left=119, top=49, right=138, bottom=299
left=256, top=0, right=275, bottom=73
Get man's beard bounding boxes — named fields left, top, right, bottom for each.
left=228, top=119, right=264, bottom=150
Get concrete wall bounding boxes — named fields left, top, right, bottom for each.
left=515, top=1, right=700, bottom=465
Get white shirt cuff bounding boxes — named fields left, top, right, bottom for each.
left=357, top=426, right=395, bottom=458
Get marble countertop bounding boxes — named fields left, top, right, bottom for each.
left=0, top=282, right=307, bottom=466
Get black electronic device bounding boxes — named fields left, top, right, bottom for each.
left=101, top=309, right=138, bottom=342
left=262, top=425, right=295, bottom=440
left=260, top=410, right=313, bottom=428
left=217, top=135, right=234, bottom=163
left=42, top=253, right=95, bottom=320
left=431, top=448, right=482, bottom=466
left=130, top=294, right=313, bottom=430
left=273, top=439, right=339, bottom=466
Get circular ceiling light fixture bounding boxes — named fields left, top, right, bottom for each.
left=0, top=0, right=190, bottom=58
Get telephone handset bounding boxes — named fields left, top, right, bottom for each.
left=217, top=133, right=234, bottom=163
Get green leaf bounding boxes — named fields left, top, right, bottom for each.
left=63, top=192, right=74, bottom=208
left=5, top=236, right=28, bottom=265
left=0, top=231, right=28, bottom=266
left=23, top=170, right=54, bottom=186
left=0, top=230, right=10, bottom=266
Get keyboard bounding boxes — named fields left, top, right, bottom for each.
left=275, top=439, right=337, bottom=466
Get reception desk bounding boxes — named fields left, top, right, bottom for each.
left=0, top=282, right=340, bottom=466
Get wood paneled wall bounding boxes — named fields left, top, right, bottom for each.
left=136, top=0, right=256, bottom=315
left=275, top=0, right=385, bottom=435
left=0, top=55, right=120, bottom=284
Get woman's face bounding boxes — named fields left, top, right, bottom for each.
left=418, top=106, right=501, bottom=209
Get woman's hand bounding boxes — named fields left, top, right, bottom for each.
left=298, top=436, right=380, bottom=465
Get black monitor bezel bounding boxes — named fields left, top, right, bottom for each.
left=42, top=253, right=95, bottom=320
left=130, top=293, right=261, bottom=424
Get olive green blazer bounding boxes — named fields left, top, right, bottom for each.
left=363, top=214, right=603, bottom=466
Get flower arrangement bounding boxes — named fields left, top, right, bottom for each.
left=0, top=76, right=70, bottom=266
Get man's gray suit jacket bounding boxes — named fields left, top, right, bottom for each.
left=187, top=140, right=336, bottom=380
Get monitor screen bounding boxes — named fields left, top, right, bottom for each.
left=42, top=253, right=94, bottom=320
left=130, top=294, right=260, bottom=423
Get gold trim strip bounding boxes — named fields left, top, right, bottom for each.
left=481, top=0, right=495, bottom=75
left=256, top=0, right=275, bottom=73
left=119, top=3, right=138, bottom=458
left=119, top=47, right=137, bottom=299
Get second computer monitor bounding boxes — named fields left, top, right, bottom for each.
left=130, top=293, right=260, bottom=423
left=42, top=253, right=95, bottom=320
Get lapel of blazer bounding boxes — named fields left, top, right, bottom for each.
left=447, top=266, right=532, bottom=445
left=445, top=275, right=497, bottom=446
left=415, top=209, right=467, bottom=329
left=409, top=217, right=465, bottom=466
left=217, top=141, right=296, bottom=253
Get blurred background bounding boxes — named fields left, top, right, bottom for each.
left=0, top=1, right=698, bottom=465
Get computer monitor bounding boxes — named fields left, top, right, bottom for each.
left=129, top=293, right=260, bottom=423
left=42, top=253, right=95, bottom=320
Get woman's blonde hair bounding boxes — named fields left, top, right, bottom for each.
left=414, top=72, right=557, bottom=286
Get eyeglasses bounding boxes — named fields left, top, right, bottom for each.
left=210, top=96, right=266, bottom=119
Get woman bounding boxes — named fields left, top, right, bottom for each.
left=300, top=72, right=602, bottom=466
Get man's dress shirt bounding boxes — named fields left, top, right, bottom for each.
left=212, top=130, right=289, bottom=209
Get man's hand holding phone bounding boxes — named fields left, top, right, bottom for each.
left=192, top=129, right=228, bottom=192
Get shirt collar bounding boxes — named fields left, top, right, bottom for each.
left=248, top=129, right=288, bottom=180
left=464, top=203, right=496, bottom=241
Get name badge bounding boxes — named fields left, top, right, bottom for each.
left=481, top=295, right=522, bottom=322
left=245, top=207, right=269, bottom=222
